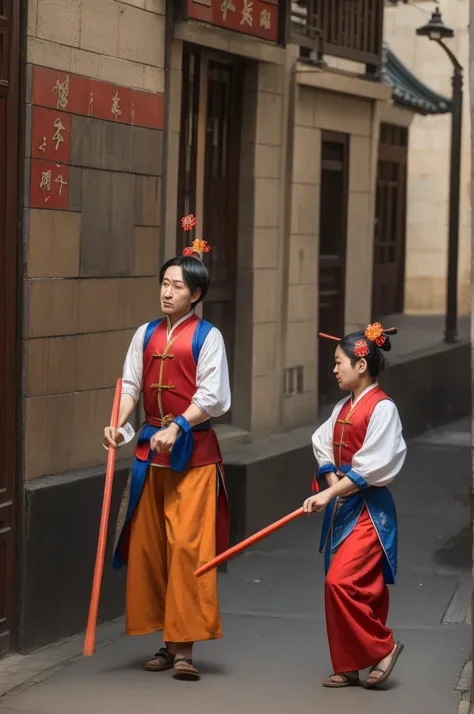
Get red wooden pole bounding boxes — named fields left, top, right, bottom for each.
left=194, top=507, right=305, bottom=578
left=83, top=378, right=122, bottom=656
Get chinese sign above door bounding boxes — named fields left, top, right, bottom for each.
left=185, top=0, right=280, bottom=43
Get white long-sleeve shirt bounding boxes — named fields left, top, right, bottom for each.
left=312, top=383, right=406, bottom=488
left=121, top=311, right=231, bottom=418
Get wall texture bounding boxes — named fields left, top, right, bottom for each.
left=23, top=0, right=166, bottom=483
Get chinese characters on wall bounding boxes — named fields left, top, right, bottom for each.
left=187, top=0, right=279, bottom=43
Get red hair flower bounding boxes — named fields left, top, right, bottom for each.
left=181, top=214, right=196, bottom=231
left=354, top=339, right=369, bottom=358
left=182, top=246, right=197, bottom=257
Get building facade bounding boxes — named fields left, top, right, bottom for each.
left=0, top=0, right=461, bottom=655
left=385, top=0, right=471, bottom=315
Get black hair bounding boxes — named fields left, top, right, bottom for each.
left=339, top=327, right=397, bottom=378
left=159, top=256, right=210, bottom=306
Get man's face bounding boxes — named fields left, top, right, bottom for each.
left=160, top=265, right=200, bottom=318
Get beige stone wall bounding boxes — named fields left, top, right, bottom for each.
left=24, top=0, right=166, bottom=481
left=28, top=0, right=165, bottom=92
left=384, top=0, right=471, bottom=314
left=233, top=60, right=289, bottom=436
left=283, top=81, right=379, bottom=428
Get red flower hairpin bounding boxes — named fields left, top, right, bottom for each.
left=181, top=214, right=196, bottom=231
left=180, top=214, right=211, bottom=258
left=365, top=322, right=386, bottom=347
left=354, top=339, right=369, bottom=358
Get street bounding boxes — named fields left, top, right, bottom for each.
left=0, top=420, right=471, bottom=714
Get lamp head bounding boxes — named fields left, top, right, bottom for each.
left=416, top=7, right=454, bottom=41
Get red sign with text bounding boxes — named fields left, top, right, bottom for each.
left=30, top=159, right=70, bottom=210
left=31, top=107, right=71, bottom=163
left=187, top=0, right=279, bottom=43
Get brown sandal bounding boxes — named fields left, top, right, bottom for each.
left=364, top=641, right=404, bottom=689
left=172, top=656, right=201, bottom=681
left=322, top=672, right=360, bottom=688
left=144, top=647, right=175, bottom=672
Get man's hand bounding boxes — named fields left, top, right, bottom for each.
left=303, top=490, right=332, bottom=514
left=150, top=423, right=181, bottom=453
left=103, top=426, right=124, bottom=449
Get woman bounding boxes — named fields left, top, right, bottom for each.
left=303, top=322, right=406, bottom=689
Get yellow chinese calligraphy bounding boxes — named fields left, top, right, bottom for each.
left=52, top=118, right=66, bottom=151
left=40, top=171, right=52, bottom=192
left=54, top=174, right=68, bottom=196
left=38, top=137, right=47, bottom=152
left=111, top=90, right=122, bottom=120
left=260, top=8, right=271, bottom=30
left=241, top=0, right=253, bottom=27
left=52, top=75, right=69, bottom=111
left=221, top=0, right=236, bottom=21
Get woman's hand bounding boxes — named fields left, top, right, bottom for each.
left=303, top=490, right=332, bottom=514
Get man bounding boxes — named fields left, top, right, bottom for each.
left=103, top=224, right=230, bottom=681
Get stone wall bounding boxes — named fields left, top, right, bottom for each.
left=23, top=0, right=166, bottom=482
left=385, top=0, right=471, bottom=314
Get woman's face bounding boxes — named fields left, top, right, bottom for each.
left=333, top=345, right=365, bottom=391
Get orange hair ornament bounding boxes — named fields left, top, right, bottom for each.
left=318, top=323, right=397, bottom=348
left=180, top=214, right=211, bottom=259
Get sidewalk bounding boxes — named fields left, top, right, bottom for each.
left=0, top=420, right=471, bottom=714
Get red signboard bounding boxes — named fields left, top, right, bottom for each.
left=30, top=159, right=70, bottom=210
left=186, top=0, right=279, bottom=43
left=31, top=66, right=164, bottom=130
left=31, top=106, right=71, bottom=163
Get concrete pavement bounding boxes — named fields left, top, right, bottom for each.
left=0, top=419, right=471, bottom=714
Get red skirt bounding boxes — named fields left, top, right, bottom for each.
left=325, top=507, right=394, bottom=673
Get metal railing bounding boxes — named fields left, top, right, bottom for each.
left=291, top=0, right=384, bottom=70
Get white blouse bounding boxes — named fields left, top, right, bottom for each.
left=121, top=311, right=231, bottom=418
left=312, top=384, right=406, bottom=487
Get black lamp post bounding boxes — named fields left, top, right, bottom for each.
left=416, top=7, right=463, bottom=344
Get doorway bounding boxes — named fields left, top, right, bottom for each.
left=0, top=0, right=20, bottom=656
left=177, top=47, right=243, bottom=422
left=372, top=122, right=408, bottom=318
left=318, top=131, right=349, bottom=405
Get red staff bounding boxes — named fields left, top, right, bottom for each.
left=194, top=507, right=304, bottom=578
left=83, top=378, right=122, bottom=656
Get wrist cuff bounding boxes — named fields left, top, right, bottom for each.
left=173, top=415, right=191, bottom=433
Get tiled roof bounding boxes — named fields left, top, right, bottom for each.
left=382, top=43, right=452, bottom=115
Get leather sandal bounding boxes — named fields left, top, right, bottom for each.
left=144, top=647, right=175, bottom=672
left=172, top=656, right=201, bottom=681
left=322, top=671, right=360, bottom=688
left=364, top=641, right=404, bottom=689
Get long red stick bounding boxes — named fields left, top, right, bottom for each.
left=194, top=507, right=305, bottom=578
left=83, top=378, right=122, bottom=656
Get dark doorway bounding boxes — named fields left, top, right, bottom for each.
left=0, top=0, right=20, bottom=656
left=318, top=131, right=349, bottom=405
left=372, top=122, right=408, bottom=318
left=178, top=47, right=243, bottom=423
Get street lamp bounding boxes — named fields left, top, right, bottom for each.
left=416, top=7, right=463, bottom=344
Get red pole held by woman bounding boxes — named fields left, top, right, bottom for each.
left=194, top=507, right=305, bottom=578
left=83, top=378, right=122, bottom=656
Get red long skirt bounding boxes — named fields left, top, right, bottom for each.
left=325, top=507, right=394, bottom=673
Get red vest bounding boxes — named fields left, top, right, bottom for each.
left=135, top=315, right=222, bottom=468
left=332, top=385, right=390, bottom=468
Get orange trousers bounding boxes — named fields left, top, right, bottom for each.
left=125, top=464, right=222, bottom=643
left=325, top=508, right=394, bottom=673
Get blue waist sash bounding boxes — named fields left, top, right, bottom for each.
left=112, top=418, right=211, bottom=570
left=319, top=464, right=397, bottom=585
